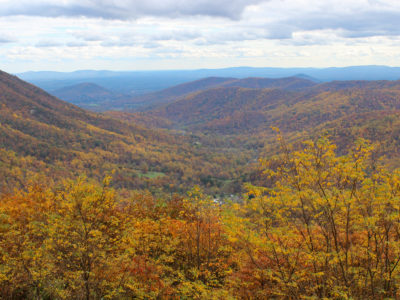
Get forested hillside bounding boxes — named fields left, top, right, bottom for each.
left=148, top=79, right=400, bottom=133
left=0, top=70, right=252, bottom=194
left=144, top=79, right=400, bottom=165
left=92, top=76, right=315, bottom=111
left=6, top=0, right=400, bottom=295
left=4, top=69, right=400, bottom=298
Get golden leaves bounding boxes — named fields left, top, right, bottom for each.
left=228, top=134, right=400, bottom=298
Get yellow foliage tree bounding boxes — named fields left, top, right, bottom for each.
left=0, top=184, right=53, bottom=299
left=228, top=134, right=400, bottom=298
left=45, top=176, right=128, bottom=299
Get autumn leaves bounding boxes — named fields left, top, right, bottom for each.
left=2, top=136, right=400, bottom=298
left=229, top=137, right=400, bottom=298
left=0, top=179, right=233, bottom=298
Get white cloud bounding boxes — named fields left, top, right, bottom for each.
left=35, top=40, right=63, bottom=47
left=0, top=33, right=17, bottom=43
left=2, top=0, right=400, bottom=72
left=0, top=0, right=266, bottom=20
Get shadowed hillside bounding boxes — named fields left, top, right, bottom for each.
left=52, top=82, right=127, bottom=110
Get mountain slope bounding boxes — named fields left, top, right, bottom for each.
left=0, top=70, right=249, bottom=193
left=114, top=77, right=236, bottom=110
left=221, top=76, right=317, bottom=90
left=148, top=80, right=400, bottom=135
left=112, top=76, right=316, bottom=111
left=151, top=87, right=294, bottom=130
left=139, top=78, right=400, bottom=171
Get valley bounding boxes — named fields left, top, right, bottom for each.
left=3, top=68, right=400, bottom=298
left=5, top=68, right=400, bottom=195
left=4, top=0, right=400, bottom=297
left=0, top=70, right=254, bottom=195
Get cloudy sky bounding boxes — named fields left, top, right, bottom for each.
left=1, top=0, right=400, bottom=72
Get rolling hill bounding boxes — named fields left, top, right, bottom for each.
left=114, top=77, right=236, bottom=110
left=17, top=65, right=400, bottom=96
left=6, top=69, right=400, bottom=300
left=0, top=70, right=251, bottom=193
left=149, top=87, right=292, bottom=131
left=51, top=82, right=127, bottom=110
left=146, top=79, right=400, bottom=134
left=221, top=76, right=317, bottom=90
left=8, top=67, right=400, bottom=193
left=111, top=76, right=316, bottom=111
left=140, top=79, right=400, bottom=168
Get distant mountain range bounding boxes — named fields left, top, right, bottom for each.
left=16, top=65, right=400, bottom=98
left=112, top=76, right=317, bottom=111
left=51, top=82, right=128, bottom=110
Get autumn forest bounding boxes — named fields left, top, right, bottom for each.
left=3, top=68, right=400, bottom=299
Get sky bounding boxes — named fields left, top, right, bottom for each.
left=1, top=0, right=400, bottom=72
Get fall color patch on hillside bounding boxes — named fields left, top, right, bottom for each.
left=2, top=136, right=400, bottom=298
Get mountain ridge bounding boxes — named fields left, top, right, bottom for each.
left=17, top=65, right=400, bottom=93
left=0, top=69, right=248, bottom=193
left=112, top=76, right=316, bottom=111
left=146, top=79, right=400, bottom=136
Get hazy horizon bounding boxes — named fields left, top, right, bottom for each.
left=10, top=64, right=400, bottom=74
